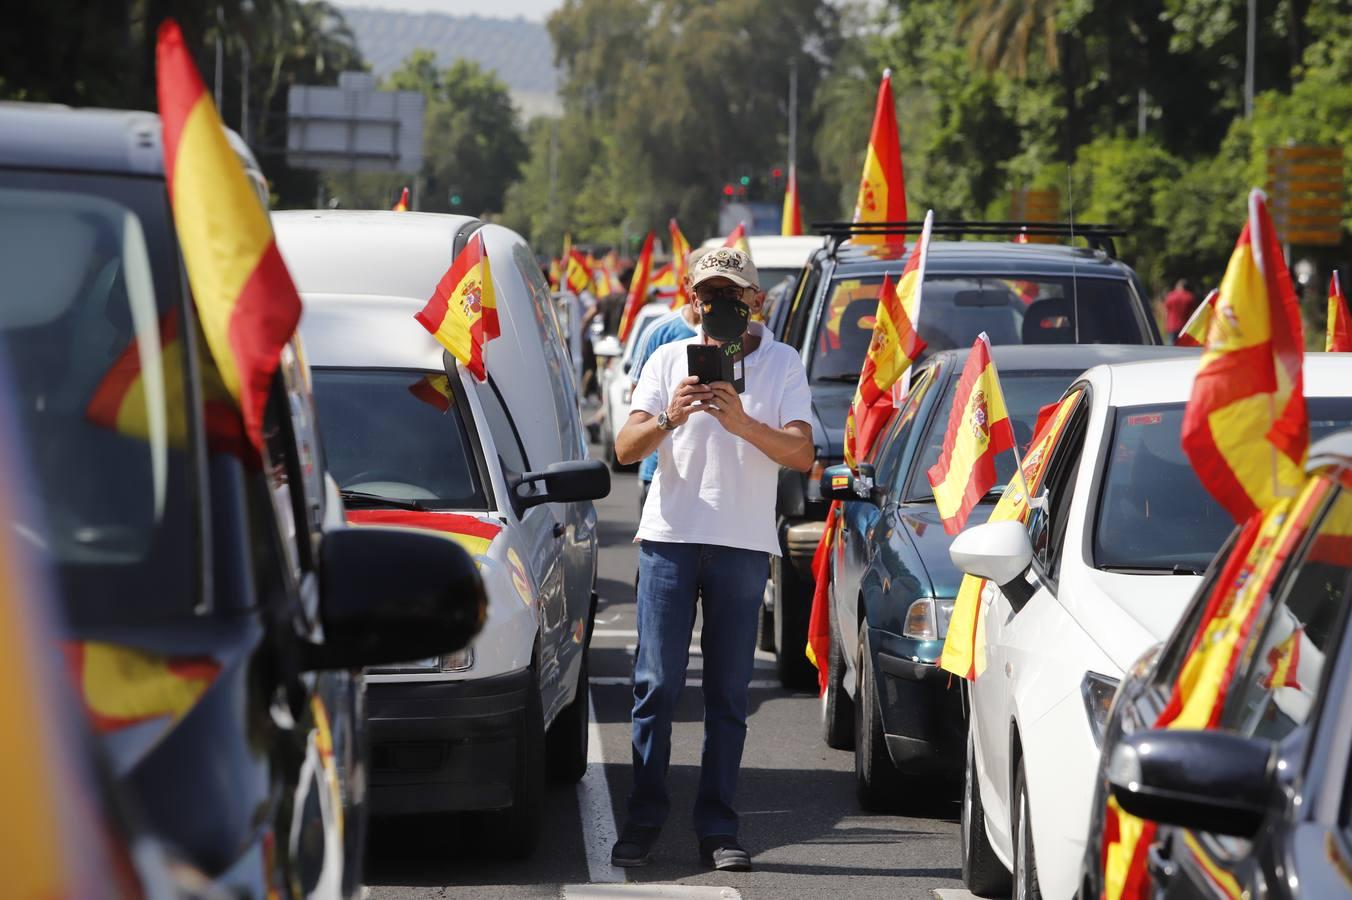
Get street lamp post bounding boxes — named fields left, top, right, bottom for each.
left=1244, top=0, right=1256, bottom=119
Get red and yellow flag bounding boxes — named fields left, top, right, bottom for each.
left=926, top=335, right=1015, bottom=535
left=565, top=248, right=594, bottom=295
left=393, top=186, right=410, bottom=211
left=408, top=373, right=454, bottom=412
left=157, top=19, right=302, bottom=453
left=844, top=212, right=931, bottom=467
left=1327, top=270, right=1352, bottom=352
left=670, top=218, right=693, bottom=308
left=62, top=642, right=220, bottom=735
left=414, top=231, right=500, bottom=382
left=782, top=165, right=803, bottom=236
left=619, top=231, right=656, bottom=343
left=548, top=257, right=562, bottom=291
left=851, top=68, right=907, bottom=244
left=346, top=509, right=503, bottom=559
left=1174, top=288, right=1217, bottom=347
left=723, top=222, right=751, bottom=255
left=804, top=500, right=842, bottom=693
left=1181, top=189, right=1308, bottom=523
left=1262, top=627, right=1304, bottom=691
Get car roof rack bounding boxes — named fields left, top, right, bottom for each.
left=812, top=220, right=1125, bottom=258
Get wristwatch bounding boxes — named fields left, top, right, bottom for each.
left=656, top=411, right=676, bottom=431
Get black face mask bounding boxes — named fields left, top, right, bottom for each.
left=700, top=298, right=751, bottom=343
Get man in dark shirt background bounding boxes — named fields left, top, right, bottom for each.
left=1164, top=278, right=1199, bottom=343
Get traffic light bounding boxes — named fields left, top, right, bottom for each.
left=739, top=175, right=751, bottom=187
left=723, top=183, right=735, bottom=197
left=448, top=185, right=464, bottom=208
left=770, top=167, right=785, bottom=190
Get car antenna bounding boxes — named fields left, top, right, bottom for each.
left=1068, top=165, right=1081, bottom=343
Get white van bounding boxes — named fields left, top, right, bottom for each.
left=275, top=210, right=610, bottom=855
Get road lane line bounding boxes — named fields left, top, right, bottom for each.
left=577, top=687, right=626, bottom=885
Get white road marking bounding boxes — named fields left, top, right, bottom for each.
left=931, top=891, right=981, bottom=900
left=590, top=676, right=782, bottom=689
left=564, top=886, right=742, bottom=899
left=577, top=687, right=626, bottom=885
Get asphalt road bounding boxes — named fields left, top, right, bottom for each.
left=365, top=454, right=966, bottom=900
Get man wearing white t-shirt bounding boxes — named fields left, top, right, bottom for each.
left=611, top=247, right=813, bottom=872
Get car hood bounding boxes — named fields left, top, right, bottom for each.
left=811, top=381, right=853, bottom=457
left=1071, top=568, right=1202, bottom=672
left=897, top=502, right=996, bottom=599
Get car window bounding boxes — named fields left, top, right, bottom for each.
left=514, top=242, right=583, bottom=461
left=807, top=274, right=1149, bottom=384
left=473, top=376, right=531, bottom=479
left=905, top=370, right=1081, bottom=502
left=872, top=369, right=933, bottom=492
left=782, top=259, right=821, bottom=346
left=1028, top=400, right=1089, bottom=581
left=0, top=169, right=199, bottom=624
left=311, top=368, right=487, bottom=510
left=1094, top=399, right=1352, bottom=574
left=1223, top=486, right=1352, bottom=742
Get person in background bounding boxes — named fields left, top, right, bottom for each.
left=1164, top=278, right=1199, bottom=343
left=629, top=247, right=709, bottom=515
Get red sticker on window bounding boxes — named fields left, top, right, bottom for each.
left=1127, top=414, right=1162, bottom=426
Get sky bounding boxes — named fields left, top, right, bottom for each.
left=339, top=0, right=561, bottom=22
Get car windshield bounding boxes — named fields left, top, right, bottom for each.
left=757, top=266, right=799, bottom=297
left=1093, top=400, right=1352, bottom=572
left=809, top=274, right=1147, bottom=383
left=312, top=369, right=488, bottom=510
left=0, top=170, right=198, bottom=624
left=906, top=370, right=1079, bottom=502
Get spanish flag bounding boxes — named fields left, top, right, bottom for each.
left=1181, top=189, right=1308, bottom=523
left=565, top=248, right=594, bottom=295
left=414, top=231, right=500, bottom=382
left=393, top=186, right=410, bottom=211
left=804, top=500, right=842, bottom=693
left=926, top=335, right=1015, bottom=535
left=843, top=212, right=931, bottom=467
left=62, top=641, right=221, bottom=735
left=408, top=373, right=454, bottom=413
left=157, top=19, right=302, bottom=453
left=1174, top=288, right=1217, bottom=347
left=347, top=510, right=503, bottom=560
left=1327, top=271, right=1352, bottom=352
left=782, top=165, right=803, bottom=236
left=723, top=222, right=751, bottom=256
left=1262, top=627, right=1304, bottom=691
left=619, top=231, right=656, bottom=343
left=851, top=68, right=907, bottom=244
left=670, top=218, right=693, bottom=308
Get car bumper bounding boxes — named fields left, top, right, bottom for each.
left=366, top=668, right=529, bottom=816
left=870, top=630, right=964, bottom=775
left=783, top=519, right=824, bottom=578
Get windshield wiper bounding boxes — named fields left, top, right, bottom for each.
left=814, top=374, right=863, bottom=383
left=340, top=489, right=428, bottom=512
left=1098, top=564, right=1205, bottom=576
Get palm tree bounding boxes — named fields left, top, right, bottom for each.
left=956, top=0, right=1061, bottom=78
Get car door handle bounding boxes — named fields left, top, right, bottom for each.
left=553, top=522, right=566, bottom=539
left=1146, top=841, right=1176, bottom=884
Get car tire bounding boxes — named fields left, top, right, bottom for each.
left=1012, top=760, right=1043, bottom=900
left=854, top=631, right=903, bottom=811
left=772, top=556, right=818, bottom=691
left=962, top=726, right=1011, bottom=896
left=821, top=612, right=854, bottom=750
left=546, top=651, right=590, bottom=784
left=484, top=669, right=546, bottom=858
left=757, top=600, right=775, bottom=652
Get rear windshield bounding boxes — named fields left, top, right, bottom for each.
left=809, top=274, right=1147, bottom=384
left=906, top=370, right=1079, bottom=502
left=312, top=369, right=488, bottom=510
left=1093, top=399, right=1352, bottom=572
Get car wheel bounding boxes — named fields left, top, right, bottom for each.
left=757, top=599, right=775, bottom=652
left=483, top=668, right=545, bottom=858
left=854, top=631, right=903, bottom=811
left=772, top=557, right=817, bottom=691
left=962, top=725, right=1011, bottom=896
left=821, top=611, right=854, bottom=750
left=546, top=650, right=590, bottom=784
left=1012, top=760, right=1043, bottom=900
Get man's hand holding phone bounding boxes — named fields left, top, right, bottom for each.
left=666, top=376, right=713, bottom=428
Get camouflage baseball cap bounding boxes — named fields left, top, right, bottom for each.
left=689, top=247, right=759, bottom=291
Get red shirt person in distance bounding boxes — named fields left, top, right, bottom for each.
left=1164, top=279, right=1199, bottom=343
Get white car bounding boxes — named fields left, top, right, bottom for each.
left=951, top=355, right=1352, bottom=900
left=599, top=301, right=673, bottom=469
left=699, top=233, right=823, bottom=298
left=275, top=211, right=610, bottom=855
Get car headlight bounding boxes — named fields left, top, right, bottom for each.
left=368, top=647, right=475, bottom=674
left=903, top=598, right=937, bottom=640
left=1082, top=671, right=1121, bottom=747
left=440, top=647, right=475, bottom=672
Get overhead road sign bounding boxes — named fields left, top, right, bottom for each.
left=1267, top=145, right=1344, bottom=246
left=287, top=72, right=425, bottom=174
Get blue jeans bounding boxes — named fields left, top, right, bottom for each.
left=627, top=541, right=769, bottom=838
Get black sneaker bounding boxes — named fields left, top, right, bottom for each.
left=611, top=824, right=661, bottom=867
left=699, top=834, right=751, bottom=872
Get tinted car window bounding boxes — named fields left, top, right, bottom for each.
left=473, top=377, right=530, bottom=478
left=0, top=170, right=197, bottom=623
left=874, top=369, right=934, bottom=492
left=312, top=369, right=487, bottom=510
left=905, top=371, right=1081, bottom=502
left=808, top=274, right=1147, bottom=383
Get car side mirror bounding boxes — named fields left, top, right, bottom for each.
left=949, top=520, right=1035, bottom=611
left=821, top=463, right=885, bottom=505
left=304, top=526, right=486, bottom=671
left=515, top=459, right=611, bottom=511
left=1108, top=730, right=1273, bottom=838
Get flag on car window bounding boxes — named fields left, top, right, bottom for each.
left=782, top=165, right=803, bottom=237
left=346, top=509, right=503, bottom=561
left=1181, top=189, right=1307, bottom=522
left=926, top=334, right=1015, bottom=535
left=843, top=212, right=931, bottom=467
left=804, top=500, right=842, bottom=693
left=669, top=219, right=693, bottom=309
left=565, top=248, right=594, bottom=295
left=414, top=231, right=500, bottom=382
left=722, top=222, right=751, bottom=256
left=1327, top=270, right=1352, bottom=352
left=408, top=373, right=455, bottom=413
left=392, top=186, right=410, bottom=211
left=851, top=68, right=907, bottom=244
left=156, top=19, right=302, bottom=454
left=1173, top=288, right=1217, bottom=347
left=619, top=231, right=656, bottom=343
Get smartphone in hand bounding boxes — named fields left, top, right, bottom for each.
left=687, top=344, right=725, bottom=385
